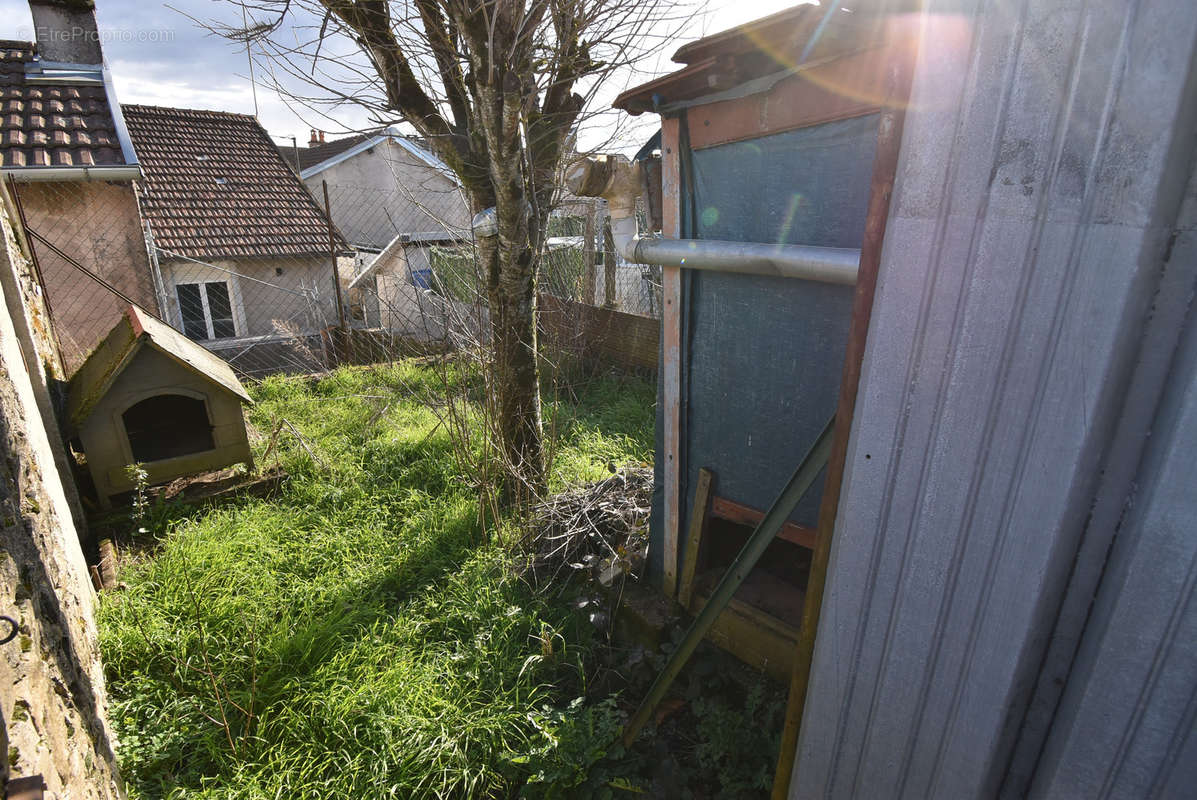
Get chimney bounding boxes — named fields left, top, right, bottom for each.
left=29, top=0, right=103, bottom=65
left=319, top=131, right=326, bottom=143
left=309, top=129, right=319, bottom=146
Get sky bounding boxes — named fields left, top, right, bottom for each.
left=0, top=0, right=807, bottom=152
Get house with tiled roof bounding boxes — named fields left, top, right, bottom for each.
left=279, top=129, right=369, bottom=174
left=280, top=126, right=469, bottom=252
left=123, top=104, right=349, bottom=373
left=0, top=0, right=158, bottom=370
left=279, top=127, right=472, bottom=329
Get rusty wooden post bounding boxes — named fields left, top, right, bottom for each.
left=678, top=467, right=714, bottom=609
left=322, top=180, right=348, bottom=363
left=660, top=115, right=683, bottom=598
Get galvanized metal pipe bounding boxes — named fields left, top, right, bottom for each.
left=568, top=155, right=861, bottom=285
left=625, top=236, right=860, bottom=285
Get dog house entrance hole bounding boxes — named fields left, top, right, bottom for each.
left=123, top=394, right=215, bottom=463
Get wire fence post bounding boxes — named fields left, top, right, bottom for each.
left=322, top=179, right=349, bottom=364
left=581, top=200, right=596, bottom=305
left=603, top=213, right=617, bottom=308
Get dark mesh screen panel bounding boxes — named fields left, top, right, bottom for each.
left=648, top=113, right=880, bottom=582
left=691, top=114, right=882, bottom=249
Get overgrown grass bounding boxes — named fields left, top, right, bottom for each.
left=99, top=361, right=654, bottom=799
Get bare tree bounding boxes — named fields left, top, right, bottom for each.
left=214, top=0, right=681, bottom=501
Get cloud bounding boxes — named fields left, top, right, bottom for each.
left=0, top=0, right=809, bottom=152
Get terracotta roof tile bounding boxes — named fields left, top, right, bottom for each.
left=0, top=39, right=126, bottom=168
left=123, top=104, right=347, bottom=260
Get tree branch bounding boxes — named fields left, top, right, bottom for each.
left=318, top=0, right=470, bottom=176
left=413, top=0, right=471, bottom=133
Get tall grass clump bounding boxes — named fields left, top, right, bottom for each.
left=99, top=361, right=654, bottom=799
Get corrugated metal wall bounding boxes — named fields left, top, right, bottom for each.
left=1029, top=191, right=1197, bottom=796
left=792, top=0, right=1197, bottom=797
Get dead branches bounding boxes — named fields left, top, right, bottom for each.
left=520, top=465, right=652, bottom=590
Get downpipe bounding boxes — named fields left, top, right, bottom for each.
left=566, top=155, right=860, bottom=285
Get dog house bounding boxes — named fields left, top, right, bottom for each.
left=67, top=306, right=253, bottom=507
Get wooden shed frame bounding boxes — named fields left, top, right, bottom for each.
left=615, top=6, right=918, bottom=791
left=617, top=2, right=915, bottom=601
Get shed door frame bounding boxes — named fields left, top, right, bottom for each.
left=651, top=36, right=913, bottom=797
left=657, top=38, right=902, bottom=599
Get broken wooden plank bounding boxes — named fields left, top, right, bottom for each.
left=678, top=467, right=714, bottom=608
left=98, top=538, right=118, bottom=588
left=622, top=417, right=834, bottom=747
left=710, top=495, right=818, bottom=550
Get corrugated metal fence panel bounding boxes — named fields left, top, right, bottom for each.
left=792, top=1, right=1197, bottom=798
left=1029, top=217, right=1197, bottom=798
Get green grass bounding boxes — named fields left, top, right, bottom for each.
left=99, top=361, right=655, bottom=799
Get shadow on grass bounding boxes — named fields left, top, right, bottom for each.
left=108, top=427, right=495, bottom=793
left=106, top=364, right=657, bottom=798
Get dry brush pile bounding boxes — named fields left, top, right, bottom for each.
left=520, top=466, right=652, bottom=592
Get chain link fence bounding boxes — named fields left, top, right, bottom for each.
left=14, top=173, right=661, bottom=380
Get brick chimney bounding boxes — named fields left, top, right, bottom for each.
left=28, top=0, right=103, bottom=65
left=309, top=129, right=320, bottom=146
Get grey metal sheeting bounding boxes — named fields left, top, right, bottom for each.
left=792, top=0, right=1197, bottom=797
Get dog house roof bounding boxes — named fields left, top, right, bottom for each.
left=67, top=305, right=251, bottom=427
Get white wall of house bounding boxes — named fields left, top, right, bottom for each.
left=305, top=139, right=471, bottom=250
left=160, top=256, right=337, bottom=341
left=369, top=241, right=484, bottom=344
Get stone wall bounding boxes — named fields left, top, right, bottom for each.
left=0, top=181, right=123, bottom=797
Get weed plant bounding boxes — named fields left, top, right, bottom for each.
left=100, top=362, right=652, bottom=798
left=100, top=361, right=783, bottom=799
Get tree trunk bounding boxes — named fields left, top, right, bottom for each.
left=478, top=228, right=545, bottom=503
